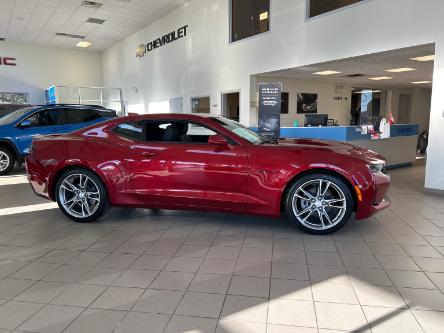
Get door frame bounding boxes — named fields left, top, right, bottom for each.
left=221, top=89, right=241, bottom=120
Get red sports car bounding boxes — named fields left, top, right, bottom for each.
left=26, top=114, right=390, bottom=234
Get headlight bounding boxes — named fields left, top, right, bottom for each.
left=368, top=163, right=387, bottom=174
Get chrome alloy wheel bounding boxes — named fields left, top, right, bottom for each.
left=291, top=179, right=347, bottom=231
left=58, top=173, right=101, bottom=218
left=0, top=151, right=10, bottom=172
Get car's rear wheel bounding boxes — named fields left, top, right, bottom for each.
left=286, top=173, right=353, bottom=234
left=56, top=168, right=109, bottom=223
left=0, top=147, right=15, bottom=176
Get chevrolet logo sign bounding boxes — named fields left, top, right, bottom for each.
left=136, top=25, right=188, bottom=58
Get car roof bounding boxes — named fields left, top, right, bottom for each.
left=31, top=104, right=113, bottom=110
left=122, top=113, right=221, bottom=122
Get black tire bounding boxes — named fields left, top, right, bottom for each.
left=55, top=168, right=109, bottom=223
left=0, top=147, right=15, bottom=176
left=285, top=173, right=353, bottom=235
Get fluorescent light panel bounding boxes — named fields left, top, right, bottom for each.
left=76, top=41, right=92, bottom=48
left=313, top=70, right=341, bottom=75
left=385, top=67, right=416, bottom=73
left=353, top=90, right=381, bottom=94
left=369, top=76, right=392, bottom=81
left=410, top=55, right=435, bottom=62
left=412, top=81, right=432, bottom=84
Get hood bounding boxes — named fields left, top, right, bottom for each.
left=270, top=138, right=386, bottom=164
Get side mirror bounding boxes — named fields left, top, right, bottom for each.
left=19, top=119, right=33, bottom=128
left=208, top=134, right=229, bottom=147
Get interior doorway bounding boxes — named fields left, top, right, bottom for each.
left=398, top=94, right=412, bottom=124
left=222, top=92, right=240, bottom=121
left=169, top=97, right=183, bottom=113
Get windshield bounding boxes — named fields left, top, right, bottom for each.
left=210, top=117, right=270, bottom=144
left=0, top=107, right=34, bottom=125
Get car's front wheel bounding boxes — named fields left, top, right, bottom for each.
left=0, top=147, right=15, bottom=176
left=56, top=168, right=109, bottom=223
left=286, top=173, right=353, bottom=234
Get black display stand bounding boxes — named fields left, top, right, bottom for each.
left=258, top=82, right=282, bottom=139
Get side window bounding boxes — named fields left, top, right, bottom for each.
left=60, top=108, right=101, bottom=124
left=22, top=113, right=39, bottom=127
left=145, top=121, right=217, bottom=143
left=113, top=122, right=143, bottom=141
left=22, top=109, right=58, bottom=127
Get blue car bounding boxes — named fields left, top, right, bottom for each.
left=0, top=104, right=117, bottom=175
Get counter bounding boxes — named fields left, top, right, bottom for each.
left=251, top=124, right=419, bottom=168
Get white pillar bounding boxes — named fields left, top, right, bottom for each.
left=425, top=42, right=444, bottom=192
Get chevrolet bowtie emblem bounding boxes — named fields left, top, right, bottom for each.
left=136, top=44, right=146, bottom=58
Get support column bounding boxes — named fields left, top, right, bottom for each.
left=425, top=42, right=444, bottom=192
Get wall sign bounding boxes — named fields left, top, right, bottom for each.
left=136, top=25, right=188, bottom=58
left=0, top=57, right=16, bottom=66
left=258, top=83, right=282, bottom=138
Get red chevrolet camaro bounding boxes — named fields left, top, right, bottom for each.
left=26, top=114, right=390, bottom=234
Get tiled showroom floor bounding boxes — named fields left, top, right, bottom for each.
left=0, top=161, right=443, bottom=333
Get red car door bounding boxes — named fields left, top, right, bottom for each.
left=121, top=120, right=249, bottom=210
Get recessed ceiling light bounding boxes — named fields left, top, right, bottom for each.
left=259, top=12, right=268, bottom=21
left=412, top=81, right=432, bottom=84
left=313, top=70, right=341, bottom=76
left=369, top=76, right=393, bottom=81
left=385, top=67, right=416, bottom=73
left=76, top=41, right=93, bottom=48
left=410, top=55, right=435, bottom=62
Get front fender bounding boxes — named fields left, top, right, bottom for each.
left=0, top=138, right=21, bottom=158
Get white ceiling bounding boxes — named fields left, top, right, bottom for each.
left=260, top=44, right=435, bottom=89
left=0, top=0, right=186, bottom=51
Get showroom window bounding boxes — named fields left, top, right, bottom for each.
left=0, top=92, right=28, bottom=104
left=191, top=97, right=210, bottom=113
left=113, top=122, right=144, bottom=141
left=231, top=0, right=270, bottom=42
left=308, top=0, right=365, bottom=18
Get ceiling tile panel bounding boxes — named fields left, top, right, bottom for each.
left=1, top=0, right=186, bottom=49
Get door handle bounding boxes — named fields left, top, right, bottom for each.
left=142, top=152, right=157, bottom=157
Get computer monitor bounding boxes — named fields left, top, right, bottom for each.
left=304, top=114, right=328, bottom=127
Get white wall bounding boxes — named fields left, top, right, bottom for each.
left=0, top=42, right=102, bottom=104
left=426, top=42, right=444, bottom=191
left=101, top=0, right=444, bottom=190
left=102, top=0, right=444, bottom=124
left=254, top=76, right=352, bottom=127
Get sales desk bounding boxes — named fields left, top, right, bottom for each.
left=253, top=125, right=419, bottom=168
